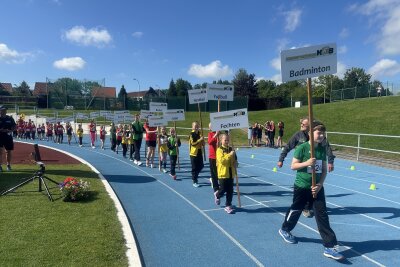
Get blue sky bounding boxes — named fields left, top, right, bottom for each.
left=1, top=0, right=400, bottom=92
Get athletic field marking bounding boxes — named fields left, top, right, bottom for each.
left=241, top=194, right=385, bottom=267
left=89, top=150, right=265, bottom=267
left=238, top=170, right=400, bottom=230
left=332, top=173, right=400, bottom=189
left=202, top=200, right=278, bottom=212
left=336, top=166, right=400, bottom=179
left=330, top=222, right=382, bottom=228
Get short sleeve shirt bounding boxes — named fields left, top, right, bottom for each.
left=293, top=142, right=326, bottom=188
left=0, top=115, right=16, bottom=136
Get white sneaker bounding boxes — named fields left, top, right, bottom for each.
left=151, top=164, right=154, bottom=168
left=162, top=168, right=168, bottom=173
left=134, top=160, right=138, bottom=165
left=92, top=146, right=95, bottom=149
left=137, top=161, right=143, bottom=166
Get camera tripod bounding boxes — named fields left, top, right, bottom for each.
left=1, top=162, right=59, bottom=201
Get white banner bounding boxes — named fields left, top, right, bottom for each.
left=105, top=114, right=115, bottom=121
left=76, top=113, right=88, bottom=119
left=149, top=102, right=168, bottom=112
left=163, top=109, right=185, bottom=121
left=188, top=89, right=208, bottom=104
left=140, top=110, right=160, bottom=119
left=90, top=111, right=99, bottom=118
left=281, top=43, right=337, bottom=82
left=114, top=110, right=129, bottom=115
left=207, top=84, right=234, bottom=101
left=210, top=108, right=249, bottom=131
left=60, top=116, right=74, bottom=123
left=148, top=115, right=168, bottom=127
left=100, top=110, right=112, bottom=116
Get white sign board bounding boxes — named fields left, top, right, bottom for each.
left=100, top=110, right=112, bottom=116
left=207, top=84, right=234, bottom=101
left=140, top=110, right=160, bottom=119
left=148, top=115, right=168, bottom=127
left=295, top=101, right=302, bottom=108
left=188, top=89, right=208, bottom=104
left=76, top=113, right=88, bottom=119
left=280, top=43, right=337, bottom=82
left=114, top=110, right=129, bottom=115
left=149, top=102, right=168, bottom=112
left=90, top=111, right=99, bottom=118
left=163, top=109, right=185, bottom=121
left=210, top=108, right=249, bottom=131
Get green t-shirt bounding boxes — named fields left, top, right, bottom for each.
left=131, top=121, right=144, bottom=140
left=293, top=142, right=326, bottom=188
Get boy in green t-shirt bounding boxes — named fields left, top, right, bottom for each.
left=278, top=121, right=344, bottom=261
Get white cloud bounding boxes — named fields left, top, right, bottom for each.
left=64, top=26, right=112, bottom=47
left=269, top=74, right=282, bottom=85
left=368, top=58, right=400, bottom=79
left=0, top=43, right=33, bottom=64
left=283, top=9, right=302, bottom=32
left=339, top=28, right=349, bottom=39
left=270, top=56, right=281, bottom=71
left=337, top=61, right=347, bottom=78
left=338, top=45, right=348, bottom=54
left=351, top=0, right=400, bottom=56
left=53, top=57, right=86, bottom=71
left=132, top=31, right=143, bottom=38
left=187, top=60, right=232, bottom=78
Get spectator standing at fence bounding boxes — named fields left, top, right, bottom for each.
left=131, top=114, right=145, bottom=166
left=264, top=121, right=270, bottom=147
left=257, top=123, right=262, bottom=146
left=208, top=123, right=220, bottom=193
left=77, top=124, right=84, bottom=147
left=189, top=121, right=204, bottom=188
left=376, top=85, right=383, bottom=97
left=0, top=105, right=16, bottom=171
left=278, top=121, right=344, bottom=261
left=277, top=121, right=284, bottom=148
left=251, top=122, right=258, bottom=147
left=269, top=121, right=276, bottom=148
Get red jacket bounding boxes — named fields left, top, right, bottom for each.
left=208, top=131, right=218, bottom=159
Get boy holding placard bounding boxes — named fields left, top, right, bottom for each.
left=278, top=121, right=344, bottom=261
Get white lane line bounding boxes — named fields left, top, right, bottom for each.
left=241, top=194, right=385, bottom=267
left=332, top=173, right=400, bottom=189
left=89, top=149, right=265, bottom=267
left=336, top=166, right=400, bottom=179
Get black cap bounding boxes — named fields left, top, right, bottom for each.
left=0, top=105, right=7, bottom=110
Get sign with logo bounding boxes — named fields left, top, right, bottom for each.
left=114, top=110, right=129, bottom=115
left=188, top=89, right=208, bottom=104
left=163, top=109, right=185, bottom=121
left=149, top=102, right=168, bottom=112
left=280, top=43, right=337, bottom=82
left=207, top=84, right=234, bottom=101
left=148, top=115, right=168, bottom=127
left=100, top=110, right=112, bottom=116
left=90, top=111, right=99, bottom=118
left=140, top=110, right=161, bottom=119
left=210, top=108, right=249, bottom=131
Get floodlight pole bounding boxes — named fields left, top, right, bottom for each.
left=133, top=78, right=141, bottom=92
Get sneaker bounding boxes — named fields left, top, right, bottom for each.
left=324, top=246, right=344, bottom=260
left=92, top=146, right=95, bottom=149
left=224, top=206, right=234, bottom=214
left=214, top=191, right=220, bottom=205
left=134, top=160, right=138, bottom=165
left=137, top=161, right=143, bottom=166
left=173, top=175, right=177, bottom=180
left=278, top=229, right=297, bottom=244
left=129, top=158, right=133, bottom=161
left=6, top=165, right=11, bottom=171
left=302, top=210, right=313, bottom=218
left=162, top=168, right=168, bottom=173
left=151, top=164, right=154, bottom=168
left=79, top=144, right=83, bottom=147
left=193, top=183, right=199, bottom=188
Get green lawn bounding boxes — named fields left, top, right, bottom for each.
left=0, top=164, right=128, bottom=267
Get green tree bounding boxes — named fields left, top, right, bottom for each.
left=167, top=79, right=177, bottom=97
left=13, top=81, right=31, bottom=96
left=118, top=85, right=128, bottom=109
left=0, top=84, right=11, bottom=96
left=256, top=79, right=277, bottom=98
left=175, top=78, right=192, bottom=96
left=232, top=68, right=258, bottom=97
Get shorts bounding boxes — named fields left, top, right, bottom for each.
left=146, top=140, right=157, bottom=147
left=0, top=134, right=14, bottom=150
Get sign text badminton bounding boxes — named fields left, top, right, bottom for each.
left=149, top=102, right=168, bottom=112
left=281, top=43, right=337, bottom=82
left=210, top=108, right=249, bottom=131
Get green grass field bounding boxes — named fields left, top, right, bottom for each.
left=0, top=164, right=128, bottom=267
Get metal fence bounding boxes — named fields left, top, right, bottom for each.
left=326, top=131, right=400, bottom=161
